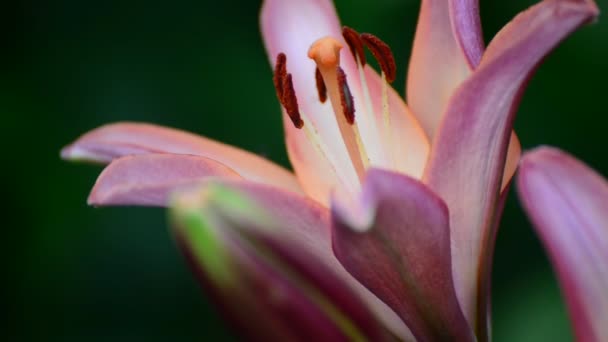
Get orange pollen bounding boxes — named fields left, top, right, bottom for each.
left=342, top=26, right=366, bottom=66
left=360, top=33, right=396, bottom=83
left=337, top=67, right=355, bottom=125
left=315, top=67, right=327, bottom=103
left=308, top=37, right=343, bottom=68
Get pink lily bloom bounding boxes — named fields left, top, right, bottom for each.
left=518, top=147, right=608, bottom=342
left=62, top=0, right=599, bottom=340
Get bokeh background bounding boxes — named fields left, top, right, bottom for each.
left=4, top=0, right=607, bottom=340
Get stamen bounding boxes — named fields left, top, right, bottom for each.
left=315, top=67, right=327, bottom=103
left=359, top=33, right=396, bottom=167
left=343, top=28, right=391, bottom=167
left=273, top=53, right=287, bottom=100
left=336, top=67, right=355, bottom=124
left=342, top=26, right=366, bottom=66
left=360, top=33, right=396, bottom=83
left=282, top=74, right=304, bottom=129
left=308, top=36, right=369, bottom=180
left=272, top=53, right=303, bottom=129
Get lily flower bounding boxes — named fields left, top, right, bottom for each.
left=517, top=147, right=608, bottom=342
left=62, top=0, right=598, bottom=340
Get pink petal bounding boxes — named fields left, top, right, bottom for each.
left=477, top=176, right=514, bottom=338
left=171, top=184, right=391, bottom=341
left=261, top=0, right=362, bottom=202
left=449, top=0, right=484, bottom=67
left=407, top=0, right=519, bottom=188
left=176, top=179, right=414, bottom=340
left=88, top=154, right=243, bottom=206
left=423, top=0, right=598, bottom=334
left=61, top=122, right=303, bottom=194
left=332, top=169, right=474, bottom=341
left=407, top=0, right=482, bottom=139
left=517, top=147, right=608, bottom=342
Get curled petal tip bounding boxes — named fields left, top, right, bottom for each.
left=59, top=145, right=72, bottom=160
left=569, top=0, right=600, bottom=18
left=60, top=143, right=103, bottom=163
left=330, top=189, right=374, bottom=233
left=86, top=191, right=101, bottom=207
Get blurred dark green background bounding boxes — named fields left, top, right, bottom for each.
left=3, top=0, right=606, bottom=340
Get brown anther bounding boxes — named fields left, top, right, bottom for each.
left=342, top=26, right=366, bottom=66
left=273, top=53, right=287, bottom=102
left=360, top=33, right=396, bottom=83
left=315, top=67, right=327, bottom=103
left=281, top=74, right=304, bottom=129
left=336, top=67, right=355, bottom=125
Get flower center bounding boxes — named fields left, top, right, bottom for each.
left=273, top=27, right=398, bottom=190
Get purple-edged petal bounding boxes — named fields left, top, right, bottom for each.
left=477, top=176, right=514, bottom=338
left=332, top=169, right=474, bottom=342
left=449, top=0, right=484, bottom=67
left=407, top=0, right=520, bottom=189
left=177, top=179, right=413, bottom=340
left=407, top=0, right=483, bottom=139
left=61, top=122, right=302, bottom=194
left=423, top=0, right=598, bottom=334
left=517, top=147, right=608, bottom=342
left=170, top=183, right=392, bottom=341
left=88, top=154, right=242, bottom=206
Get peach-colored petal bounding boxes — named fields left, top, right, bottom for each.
left=363, top=67, right=429, bottom=178
left=502, top=132, right=521, bottom=191
left=407, top=0, right=519, bottom=188
left=407, top=0, right=479, bottom=139
left=261, top=0, right=362, bottom=202
left=61, top=122, right=302, bottom=195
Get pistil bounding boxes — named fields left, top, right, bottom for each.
left=308, top=37, right=368, bottom=181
